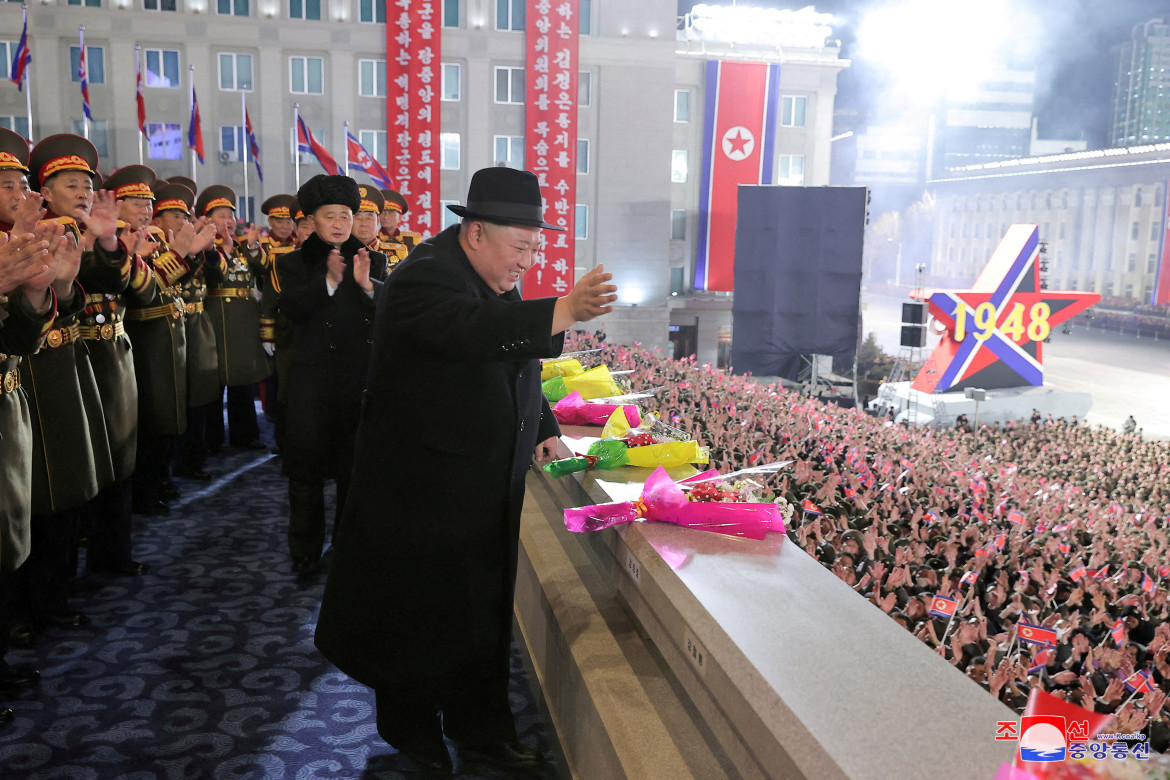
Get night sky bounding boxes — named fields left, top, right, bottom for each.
left=678, top=0, right=1170, bottom=148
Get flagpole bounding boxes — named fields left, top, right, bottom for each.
left=342, top=120, right=350, bottom=176
left=136, top=46, right=144, bottom=165
left=20, top=4, right=34, bottom=142
left=189, top=65, right=197, bottom=186
left=241, top=91, right=249, bottom=223
left=293, top=102, right=301, bottom=189
left=79, top=26, right=88, bottom=140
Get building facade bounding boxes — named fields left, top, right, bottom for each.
left=0, top=0, right=845, bottom=353
left=1111, top=17, right=1170, bottom=148
left=928, top=144, right=1170, bottom=304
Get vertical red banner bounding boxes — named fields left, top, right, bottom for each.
left=1154, top=177, right=1170, bottom=305
left=523, top=0, right=579, bottom=299
left=386, top=0, right=440, bottom=238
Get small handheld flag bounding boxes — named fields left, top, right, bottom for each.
left=1110, top=618, right=1126, bottom=646
left=1029, top=647, right=1052, bottom=675
left=960, top=570, right=978, bottom=587
left=1017, top=622, right=1058, bottom=647
left=928, top=595, right=957, bottom=619
left=1123, top=668, right=1155, bottom=694
left=801, top=499, right=823, bottom=516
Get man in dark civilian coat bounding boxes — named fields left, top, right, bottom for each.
left=315, top=167, right=617, bottom=775
left=272, top=175, right=386, bottom=573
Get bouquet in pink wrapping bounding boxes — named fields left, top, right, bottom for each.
left=552, top=391, right=641, bottom=428
left=564, top=466, right=790, bottom=540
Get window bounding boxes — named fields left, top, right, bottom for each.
left=494, top=67, right=524, bottom=104
left=70, top=46, right=105, bottom=84
left=579, top=71, right=591, bottom=107
left=359, top=59, right=385, bottom=97
left=1131, top=221, right=1140, bottom=241
left=359, top=0, right=384, bottom=23
left=0, top=116, right=30, bottom=139
left=778, top=154, right=804, bottom=185
left=1153, top=222, right=1162, bottom=241
left=219, top=52, right=253, bottom=90
left=671, top=209, right=686, bottom=241
left=72, top=119, right=108, bottom=156
left=1135, top=187, right=1143, bottom=207
left=144, top=0, right=177, bottom=10
left=1128, top=252, right=1137, bottom=272
left=1058, top=222, right=1066, bottom=240
left=442, top=0, right=458, bottom=27
left=671, top=150, right=688, bottom=183
left=441, top=63, right=461, bottom=101
left=146, top=122, right=182, bottom=160
left=358, top=130, right=386, bottom=164
left=68, top=0, right=102, bottom=5
left=674, top=90, right=690, bottom=123
left=144, top=49, right=180, bottom=88
left=217, top=0, right=249, bottom=15
left=781, top=95, right=807, bottom=127
left=580, top=0, right=591, bottom=35
left=220, top=125, right=245, bottom=162
left=1148, top=254, right=1158, bottom=274
left=440, top=133, right=460, bottom=170
left=290, top=56, right=324, bottom=95
left=496, top=0, right=524, bottom=31
left=0, top=42, right=10, bottom=81
left=494, top=136, right=524, bottom=169
left=440, top=200, right=460, bottom=228
left=575, top=204, right=588, bottom=239
left=289, top=0, right=321, bottom=20
left=577, top=139, right=589, bottom=174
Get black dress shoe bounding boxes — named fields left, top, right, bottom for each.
left=45, top=611, right=89, bottom=629
left=132, top=499, right=171, bottom=516
left=457, top=738, right=544, bottom=772
left=291, top=557, right=318, bottom=574
left=396, top=735, right=453, bottom=775
left=159, top=482, right=181, bottom=502
left=90, top=561, right=150, bottom=577
left=0, top=708, right=13, bottom=728
left=233, top=439, right=268, bottom=451
left=0, top=666, right=41, bottom=691
left=175, top=468, right=213, bottom=482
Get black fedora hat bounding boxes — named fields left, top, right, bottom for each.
left=446, top=167, right=565, bottom=231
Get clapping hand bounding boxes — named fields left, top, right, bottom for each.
left=352, top=248, right=373, bottom=292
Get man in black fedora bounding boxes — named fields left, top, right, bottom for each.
left=315, top=167, right=617, bottom=775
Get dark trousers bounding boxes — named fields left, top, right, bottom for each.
left=133, top=430, right=173, bottom=504
left=85, top=479, right=135, bottom=572
left=287, top=474, right=349, bottom=562
left=216, top=384, right=260, bottom=447
left=175, top=404, right=209, bottom=475
left=12, top=508, right=81, bottom=624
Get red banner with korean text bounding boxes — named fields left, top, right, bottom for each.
left=386, top=0, right=440, bottom=238
left=523, top=0, right=579, bottom=299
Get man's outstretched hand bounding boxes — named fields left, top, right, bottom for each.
left=552, top=264, right=618, bottom=333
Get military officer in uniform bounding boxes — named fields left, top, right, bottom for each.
left=352, top=186, right=385, bottom=252
left=258, top=194, right=298, bottom=454
left=272, top=175, right=386, bottom=574
left=377, top=189, right=420, bottom=272
left=294, top=205, right=314, bottom=246
left=112, top=170, right=215, bottom=519
left=197, top=185, right=270, bottom=451
left=12, top=134, right=104, bottom=639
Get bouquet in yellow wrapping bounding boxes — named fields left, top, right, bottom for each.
left=542, top=412, right=708, bottom=477
left=541, top=364, right=621, bottom=402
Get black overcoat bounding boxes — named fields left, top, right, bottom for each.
left=315, top=224, right=563, bottom=697
left=275, top=233, right=386, bottom=481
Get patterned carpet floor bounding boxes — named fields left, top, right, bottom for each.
left=0, top=430, right=565, bottom=779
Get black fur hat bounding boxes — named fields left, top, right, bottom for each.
left=297, top=174, right=360, bottom=217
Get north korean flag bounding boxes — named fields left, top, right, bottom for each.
left=928, top=595, right=957, bottom=619
left=801, top=499, right=823, bottom=516
left=694, top=60, right=780, bottom=291
left=1018, top=622, right=1058, bottom=647
left=1110, top=619, right=1126, bottom=646
left=1123, top=669, right=1155, bottom=694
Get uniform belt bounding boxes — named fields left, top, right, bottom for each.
left=125, top=302, right=184, bottom=322
left=209, top=287, right=254, bottom=300
left=44, top=323, right=81, bottom=349
left=78, top=321, right=126, bottom=341
left=184, top=301, right=205, bottom=314
left=1, top=367, right=20, bottom=395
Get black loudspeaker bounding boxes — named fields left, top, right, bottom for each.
left=901, top=325, right=927, bottom=348
left=902, top=301, right=927, bottom=325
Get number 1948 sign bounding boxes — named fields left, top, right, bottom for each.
left=911, top=224, right=1099, bottom=394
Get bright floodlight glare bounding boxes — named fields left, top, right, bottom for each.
left=857, top=0, right=1038, bottom=106
left=684, top=4, right=836, bottom=49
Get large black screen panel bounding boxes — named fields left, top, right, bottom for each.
left=730, top=186, right=866, bottom=380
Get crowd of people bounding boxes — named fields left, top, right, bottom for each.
left=1082, top=297, right=1170, bottom=340
left=0, top=128, right=420, bottom=727
left=570, top=330, right=1170, bottom=752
